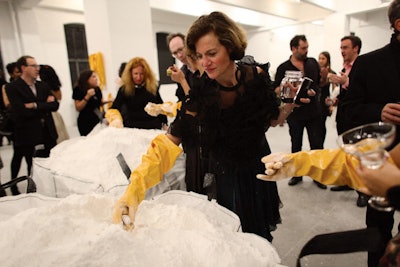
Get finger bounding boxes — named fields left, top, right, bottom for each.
left=265, top=168, right=276, bottom=175
left=299, top=98, right=311, bottom=104
left=272, top=161, right=283, bottom=169
left=307, top=89, right=316, bottom=96
left=257, top=174, right=272, bottom=180
left=265, top=162, right=275, bottom=169
left=112, top=204, right=126, bottom=224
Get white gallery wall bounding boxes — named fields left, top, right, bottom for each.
left=0, top=0, right=393, bottom=130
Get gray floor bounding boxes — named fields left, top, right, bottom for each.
left=0, top=115, right=398, bottom=267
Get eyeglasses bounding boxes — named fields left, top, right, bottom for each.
left=171, top=47, right=185, bottom=58
left=26, top=64, right=40, bottom=69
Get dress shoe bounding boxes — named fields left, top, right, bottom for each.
left=313, top=181, right=327, bottom=189
left=288, top=177, right=302, bottom=186
left=356, top=193, right=370, bottom=207
left=330, top=185, right=353, bottom=192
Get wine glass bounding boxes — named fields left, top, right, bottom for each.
left=337, top=122, right=396, bottom=212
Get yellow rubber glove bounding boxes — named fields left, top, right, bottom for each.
left=105, top=108, right=123, bottom=128
left=113, top=134, right=182, bottom=230
left=256, top=148, right=368, bottom=190
left=144, top=101, right=182, bottom=117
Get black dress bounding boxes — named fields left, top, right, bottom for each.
left=170, top=63, right=282, bottom=241
left=72, top=86, right=103, bottom=136
left=111, top=85, right=167, bottom=129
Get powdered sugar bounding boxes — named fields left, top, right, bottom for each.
left=0, top=192, right=281, bottom=266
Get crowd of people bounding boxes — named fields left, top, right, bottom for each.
left=1, top=0, right=400, bottom=266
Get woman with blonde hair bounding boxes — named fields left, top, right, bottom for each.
left=110, top=57, right=167, bottom=129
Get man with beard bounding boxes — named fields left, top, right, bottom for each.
left=273, top=34, right=326, bottom=189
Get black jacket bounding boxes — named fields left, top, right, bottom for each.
left=341, top=34, right=400, bottom=147
left=5, top=78, right=59, bottom=146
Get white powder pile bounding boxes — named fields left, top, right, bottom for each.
left=47, top=126, right=163, bottom=189
left=0, top=192, right=281, bottom=267
left=32, top=126, right=186, bottom=197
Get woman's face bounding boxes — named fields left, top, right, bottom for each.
left=195, top=32, right=232, bottom=81
left=318, top=54, right=328, bottom=68
left=88, top=72, right=99, bottom=87
left=131, top=66, right=144, bottom=85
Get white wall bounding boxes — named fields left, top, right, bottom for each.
left=247, top=6, right=391, bottom=80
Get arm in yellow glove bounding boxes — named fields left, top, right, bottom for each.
left=105, top=108, right=124, bottom=128
left=144, top=101, right=182, bottom=118
left=256, top=148, right=368, bottom=190
left=113, top=134, right=182, bottom=230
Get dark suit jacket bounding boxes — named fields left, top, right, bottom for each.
left=341, top=34, right=400, bottom=147
left=5, top=78, right=59, bottom=146
left=273, top=57, right=321, bottom=120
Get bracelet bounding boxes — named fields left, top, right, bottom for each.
left=83, top=98, right=88, bottom=102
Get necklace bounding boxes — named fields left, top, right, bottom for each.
left=218, top=67, right=241, bottom=92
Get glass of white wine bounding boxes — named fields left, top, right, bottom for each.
left=337, top=122, right=396, bottom=212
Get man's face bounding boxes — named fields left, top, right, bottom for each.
left=23, top=58, right=40, bottom=80
left=340, top=39, right=358, bottom=63
left=169, top=36, right=188, bottom=65
left=292, top=40, right=308, bottom=61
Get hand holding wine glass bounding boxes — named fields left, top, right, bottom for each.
left=337, top=122, right=396, bottom=211
left=357, top=160, right=400, bottom=198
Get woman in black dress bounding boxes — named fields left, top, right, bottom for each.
left=72, top=70, right=103, bottom=136
left=114, top=11, right=312, bottom=241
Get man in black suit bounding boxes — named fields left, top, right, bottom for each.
left=5, top=55, right=59, bottom=195
left=340, top=1, right=400, bottom=264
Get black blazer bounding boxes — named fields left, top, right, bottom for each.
left=5, top=78, right=59, bottom=146
left=341, top=34, right=400, bottom=147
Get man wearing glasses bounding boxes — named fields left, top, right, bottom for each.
left=5, top=55, right=59, bottom=195
left=166, top=33, right=193, bottom=101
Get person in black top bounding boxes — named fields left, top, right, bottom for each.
left=6, top=56, right=59, bottom=194
left=114, top=11, right=316, bottom=241
left=72, top=70, right=103, bottom=136
left=111, top=57, right=167, bottom=130
left=273, top=35, right=326, bottom=189
left=166, top=33, right=192, bottom=102
left=339, top=1, right=400, bottom=263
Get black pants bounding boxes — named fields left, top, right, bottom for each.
left=11, top=144, right=35, bottom=179
left=287, top=115, right=324, bottom=153
left=11, top=139, right=56, bottom=179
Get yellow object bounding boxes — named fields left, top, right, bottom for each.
left=144, top=101, right=182, bottom=117
left=257, top=149, right=368, bottom=190
left=113, top=134, right=183, bottom=230
left=89, top=52, right=106, bottom=89
left=166, top=68, right=172, bottom=76
left=105, top=93, right=114, bottom=111
left=105, top=108, right=123, bottom=128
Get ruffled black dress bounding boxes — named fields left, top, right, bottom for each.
left=170, top=63, right=282, bottom=241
